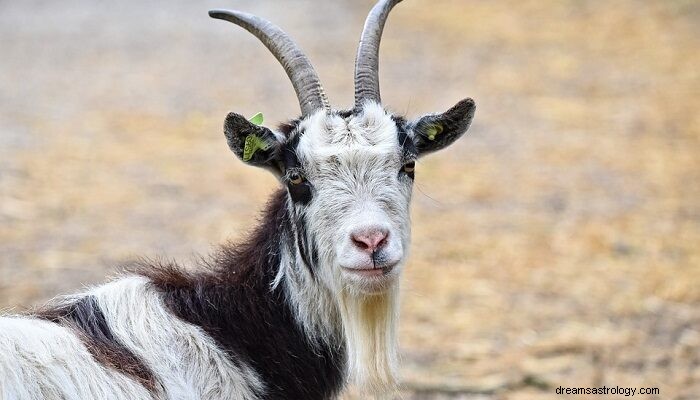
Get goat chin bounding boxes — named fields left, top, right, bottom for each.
left=338, top=283, right=400, bottom=395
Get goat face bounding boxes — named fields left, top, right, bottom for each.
left=212, top=1, right=475, bottom=391
left=285, top=103, right=412, bottom=295
left=223, top=99, right=474, bottom=295
left=211, top=3, right=475, bottom=295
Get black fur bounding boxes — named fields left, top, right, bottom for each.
left=287, top=181, right=313, bottom=204
left=392, top=115, right=417, bottom=179
left=224, top=112, right=280, bottom=168
left=392, top=115, right=417, bottom=159
left=335, top=109, right=354, bottom=119
left=411, top=98, right=476, bottom=156
left=35, top=296, right=159, bottom=392
left=279, top=127, right=314, bottom=204
left=138, top=190, right=345, bottom=400
left=281, top=128, right=302, bottom=169
left=292, top=210, right=319, bottom=278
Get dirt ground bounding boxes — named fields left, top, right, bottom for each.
left=1, top=1, right=698, bottom=399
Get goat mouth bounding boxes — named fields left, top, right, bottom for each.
left=341, top=263, right=396, bottom=278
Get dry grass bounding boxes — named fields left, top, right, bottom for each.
left=1, top=1, right=698, bottom=399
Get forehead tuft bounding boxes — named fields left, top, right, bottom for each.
left=294, top=102, right=400, bottom=160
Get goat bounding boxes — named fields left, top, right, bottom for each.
left=0, top=1, right=476, bottom=399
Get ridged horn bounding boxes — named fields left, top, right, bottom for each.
left=209, top=9, right=330, bottom=116
left=354, top=0, right=403, bottom=108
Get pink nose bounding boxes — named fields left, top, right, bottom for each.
left=351, top=227, right=389, bottom=254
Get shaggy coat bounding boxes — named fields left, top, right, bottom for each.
left=1, top=189, right=342, bottom=400
left=0, top=0, right=476, bottom=397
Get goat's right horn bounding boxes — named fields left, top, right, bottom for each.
left=209, top=9, right=330, bottom=117
left=354, top=0, right=403, bottom=108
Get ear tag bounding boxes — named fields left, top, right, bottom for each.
left=426, top=124, right=443, bottom=141
left=242, top=134, right=270, bottom=161
left=249, top=112, right=264, bottom=126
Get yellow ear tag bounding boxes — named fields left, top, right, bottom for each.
left=249, top=112, right=264, bottom=126
left=242, top=112, right=268, bottom=161
left=243, top=134, right=270, bottom=162
left=426, top=124, right=443, bottom=141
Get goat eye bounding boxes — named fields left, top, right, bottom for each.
left=289, top=172, right=304, bottom=185
left=402, top=161, right=415, bottom=173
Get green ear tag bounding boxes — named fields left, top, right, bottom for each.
left=426, top=124, right=444, bottom=141
left=249, top=112, right=264, bottom=126
left=242, top=134, right=270, bottom=161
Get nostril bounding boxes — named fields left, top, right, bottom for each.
left=352, top=236, right=370, bottom=250
left=350, top=228, right=389, bottom=253
left=376, top=235, right=388, bottom=249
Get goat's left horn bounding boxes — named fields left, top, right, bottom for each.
left=209, top=9, right=330, bottom=117
left=353, top=0, right=403, bottom=108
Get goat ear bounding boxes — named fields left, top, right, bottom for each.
left=410, top=98, right=476, bottom=157
left=224, top=112, right=281, bottom=169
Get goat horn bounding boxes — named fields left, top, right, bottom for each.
left=209, top=9, right=330, bottom=117
left=354, top=0, right=402, bottom=108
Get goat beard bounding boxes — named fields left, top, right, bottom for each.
left=338, top=284, right=399, bottom=395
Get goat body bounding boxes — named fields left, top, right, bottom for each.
left=1, top=191, right=342, bottom=399
left=0, top=1, right=476, bottom=399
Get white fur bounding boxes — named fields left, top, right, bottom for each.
left=281, top=102, right=412, bottom=393
left=0, top=277, right=263, bottom=400
left=0, top=317, right=152, bottom=400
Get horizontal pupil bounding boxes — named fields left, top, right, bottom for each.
left=289, top=172, right=303, bottom=184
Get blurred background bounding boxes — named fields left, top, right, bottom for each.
left=1, top=0, right=698, bottom=399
